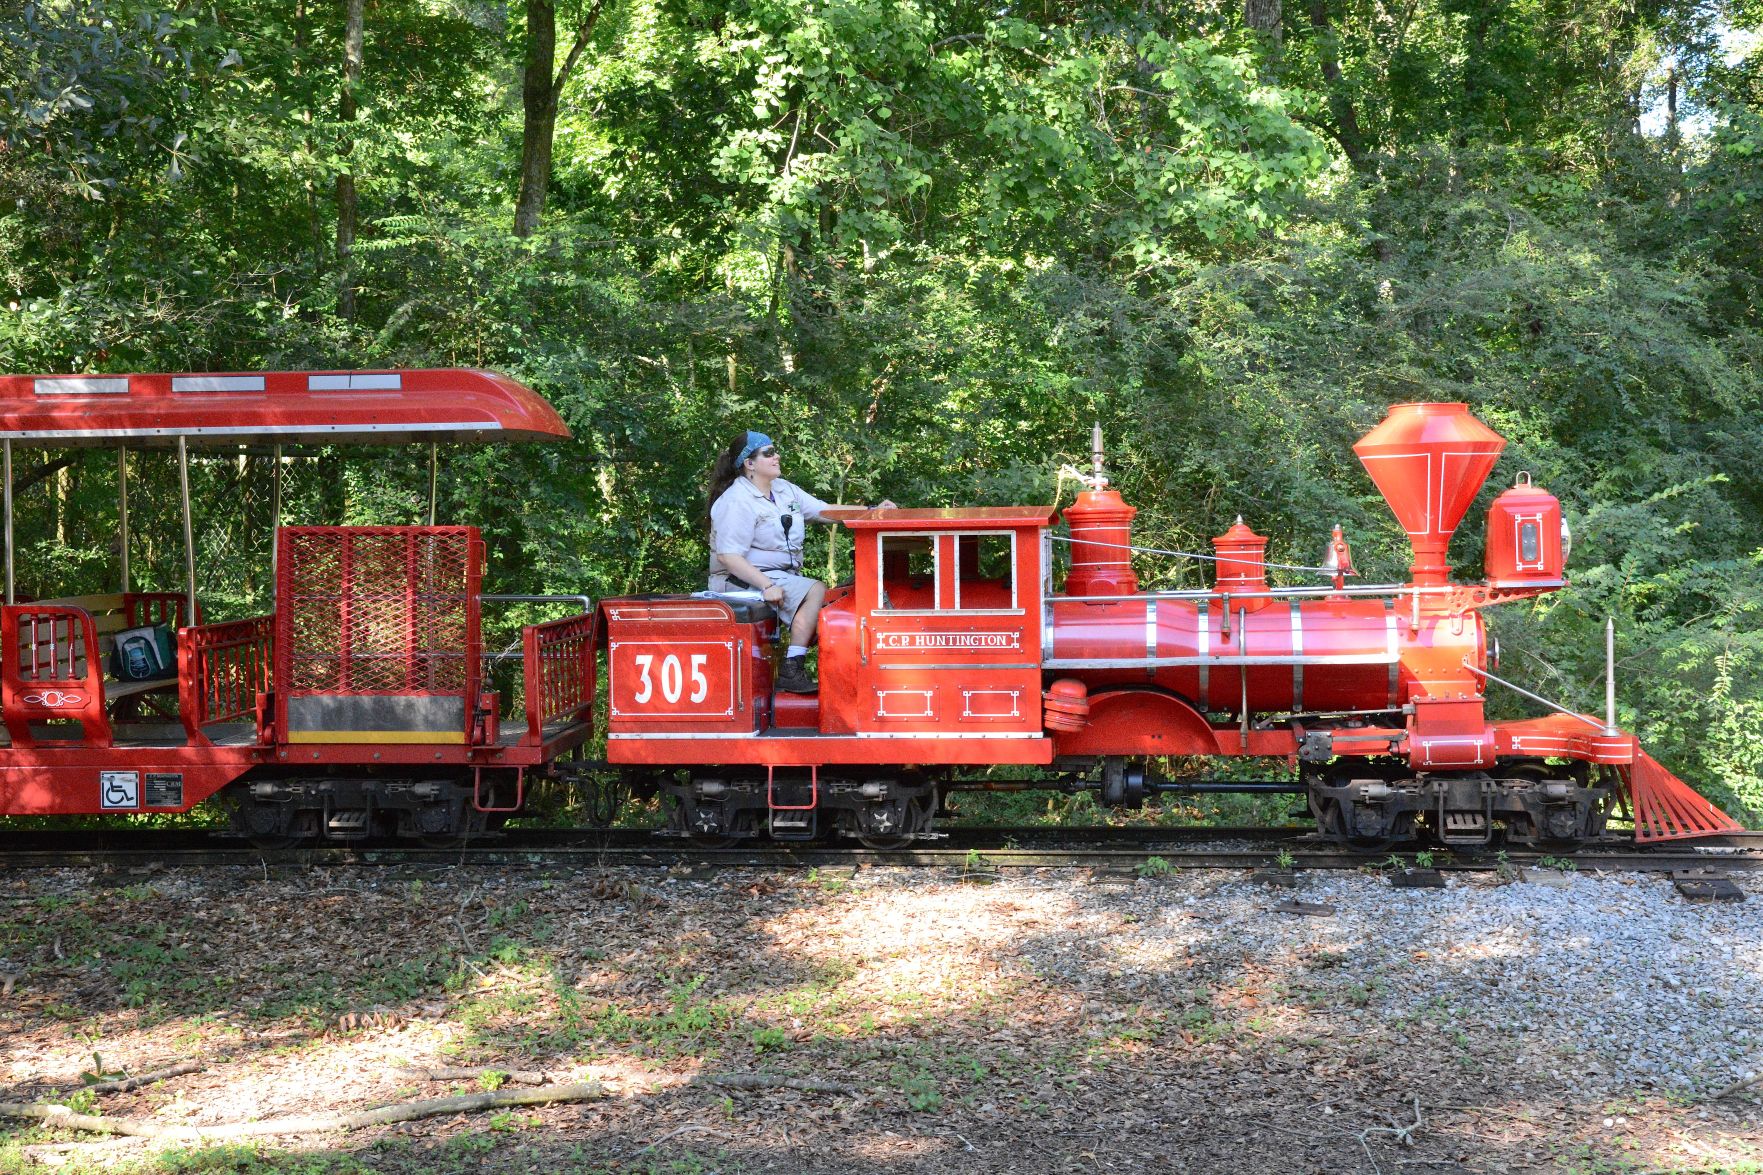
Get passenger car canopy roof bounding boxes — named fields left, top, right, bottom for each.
left=0, top=368, right=570, bottom=448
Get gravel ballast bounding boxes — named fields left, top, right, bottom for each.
left=2, top=861, right=1759, bottom=1173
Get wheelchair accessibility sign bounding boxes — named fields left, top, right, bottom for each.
left=99, top=771, right=140, bottom=810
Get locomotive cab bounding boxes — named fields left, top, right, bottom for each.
left=821, top=508, right=1053, bottom=738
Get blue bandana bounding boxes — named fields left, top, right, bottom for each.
left=738, top=431, right=774, bottom=466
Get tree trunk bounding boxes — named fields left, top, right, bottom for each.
left=514, top=0, right=605, bottom=237
left=1246, top=0, right=1282, bottom=77
left=514, top=0, right=558, bottom=238
left=336, top=0, right=364, bottom=319
left=1308, top=0, right=1370, bottom=172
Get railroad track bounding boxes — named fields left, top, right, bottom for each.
left=0, top=825, right=1757, bottom=875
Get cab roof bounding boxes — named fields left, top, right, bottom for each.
left=0, top=368, right=569, bottom=448
left=842, top=506, right=1056, bottom=531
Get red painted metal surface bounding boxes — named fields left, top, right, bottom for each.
left=520, top=613, right=596, bottom=746
left=1485, top=474, right=1565, bottom=588
left=603, top=598, right=767, bottom=737
left=1353, top=402, right=1505, bottom=586
left=1063, top=489, right=1138, bottom=596
left=1, top=605, right=112, bottom=748
left=0, top=368, right=569, bottom=448
left=178, top=616, right=274, bottom=745
left=1622, top=750, right=1746, bottom=842
left=1212, top=518, right=1270, bottom=606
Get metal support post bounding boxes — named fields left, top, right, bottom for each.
left=3, top=439, right=12, bottom=605
left=428, top=442, right=439, bottom=525
left=270, top=444, right=282, bottom=587
left=117, top=447, right=130, bottom=592
left=178, top=436, right=196, bottom=622
left=1605, top=616, right=1618, bottom=736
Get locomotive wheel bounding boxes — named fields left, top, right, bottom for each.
left=854, top=795, right=931, bottom=851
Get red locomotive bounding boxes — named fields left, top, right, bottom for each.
left=0, top=370, right=1741, bottom=849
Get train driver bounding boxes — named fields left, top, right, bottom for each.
left=707, top=431, right=893, bottom=694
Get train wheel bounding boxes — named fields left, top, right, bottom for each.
left=854, top=794, right=931, bottom=851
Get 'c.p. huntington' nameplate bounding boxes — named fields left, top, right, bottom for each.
left=874, top=631, right=1021, bottom=652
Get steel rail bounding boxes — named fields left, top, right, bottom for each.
left=0, top=827, right=1756, bottom=874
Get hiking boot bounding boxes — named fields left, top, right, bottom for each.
left=775, top=655, right=817, bottom=694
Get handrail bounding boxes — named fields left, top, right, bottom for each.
left=483, top=593, right=593, bottom=612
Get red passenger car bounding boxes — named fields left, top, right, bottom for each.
left=0, top=369, right=594, bottom=842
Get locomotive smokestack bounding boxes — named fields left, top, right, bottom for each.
left=1353, top=403, right=1505, bottom=587
left=1091, top=422, right=1107, bottom=488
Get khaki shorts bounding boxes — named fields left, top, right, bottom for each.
left=708, top=570, right=821, bottom=628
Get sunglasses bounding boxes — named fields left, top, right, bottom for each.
left=756, top=446, right=778, bottom=458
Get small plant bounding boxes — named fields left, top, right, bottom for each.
left=1136, top=855, right=1171, bottom=878
left=478, top=1070, right=509, bottom=1092
left=900, top=1072, right=943, bottom=1113
left=63, top=1087, right=98, bottom=1115
left=1413, top=850, right=1436, bottom=869
left=750, top=1026, right=790, bottom=1053
left=1274, top=848, right=1296, bottom=870
left=1493, top=850, right=1518, bottom=881
left=1539, top=855, right=1578, bottom=873
left=1381, top=853, right=1406, bottom=872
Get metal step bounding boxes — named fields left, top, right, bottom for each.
left=325, top=809, right=371, bottom=839
left=1439, top=811, right=1490, bottom=846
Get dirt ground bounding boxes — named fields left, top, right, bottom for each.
left=1, top=861, right=1759, bottom=1175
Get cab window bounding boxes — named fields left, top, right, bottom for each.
left=877, top=531, right=1016, bottom=611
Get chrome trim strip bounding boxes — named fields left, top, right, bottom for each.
left=308, top=372, right=403, bottom=391
left=609, top=731, right=760, bottom=740
left=877, top=662, right=1040, bottom=671
left=867, top=609, right=1027, bottom=618
left=1385, top=601, right=1399, bottom=707
left=854, top=731, right=1043, bottom=740
left=1145, top=597, right=1158, bottom=677
left=1047, top=584, right=1444, bottom=604
left=34, top=377, right=128, bottom=395
left=1197, top=604, right=1210, bottom=710
left=172, top=375, right=265, bottom=393
left=1290, top=602, right=1304, bottom=712
left=1042, top=596, right=1053, bottom=662
left=0, top=422, right=506, bottom=441
left=1044, top=655, right=1395, bottom=668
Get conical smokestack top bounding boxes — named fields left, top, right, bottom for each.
left=1353, top=402, right=1506, bottom=586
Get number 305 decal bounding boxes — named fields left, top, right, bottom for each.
left=632, top=653, right=710, bottom=704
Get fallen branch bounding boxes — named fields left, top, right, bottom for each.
left=1711, top=1071, right=1762, bottom=1100
left=692, top=1073, right=856, bottom=1096
left=77, top=1062, right=205, bottom=1095
left=1358, top=1096, right=1424, bottom=1175
left=0, top=1081, right=602, bottom=1140
left=393, top=1064, right=552, bottom=1087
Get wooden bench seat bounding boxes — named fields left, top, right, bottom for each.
left=34, top=593, right=187, bottom=707
left=105, top=675, right=177, bottom=703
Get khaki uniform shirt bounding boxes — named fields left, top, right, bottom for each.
left=709, top=476, right=830, bottom=579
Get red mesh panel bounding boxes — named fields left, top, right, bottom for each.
left=275, top=527, right=481, bottom=703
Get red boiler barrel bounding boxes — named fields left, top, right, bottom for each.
left=1045, top=595, right=1483, bottom=715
